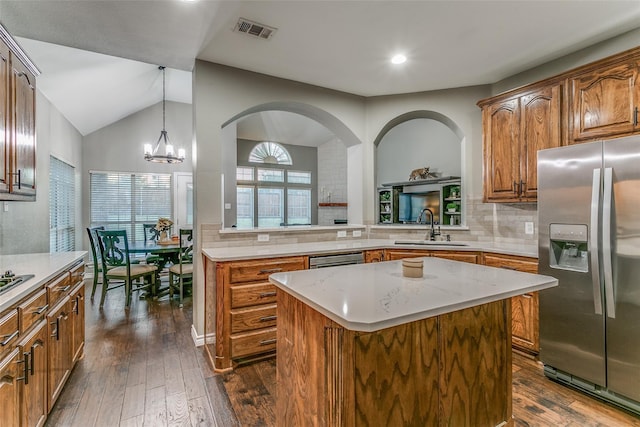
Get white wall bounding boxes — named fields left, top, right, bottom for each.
left=317, top=137, right=348, bottom=225
left=0, top=92, right=83, bottom=255
left=376, top=118, right=461, bottom=186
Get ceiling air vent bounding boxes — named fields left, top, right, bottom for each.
left=235, top=18, right=277, bottom=40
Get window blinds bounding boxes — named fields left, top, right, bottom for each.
left=90, top=171, right=172, bottom=243
left=49, top=156, right=76, bottom=252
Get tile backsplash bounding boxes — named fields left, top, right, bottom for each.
left=201, top=196, right=538, bottom=249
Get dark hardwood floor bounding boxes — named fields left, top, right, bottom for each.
left=46, top=280, right=640, bottom=426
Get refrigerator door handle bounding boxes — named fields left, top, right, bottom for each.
left=602, top=167, right=615, bottom=318
left=590, top=168, right=603, bottom=315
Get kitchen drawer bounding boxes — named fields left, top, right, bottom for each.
left=231, top=283, right=277, bottom=309
left=231, top=304, right=277, bottom=334
left=227, top=256, right=307, bottom=284
left=483, top=253, right=538, bottom=273
left=0, top=309, right=19, bottom=356
left=69, top=262, right=85, bottom=286
left=231, top=327, right=277, bottom=359
left=47, top=272, right=71, bottom=308
left=18, top=288, right=48, bottom=334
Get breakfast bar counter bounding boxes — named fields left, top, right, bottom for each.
left=269, top=257, right=557, bottom=426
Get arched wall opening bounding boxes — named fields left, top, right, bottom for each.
left=373, top=110, right=467, bottom=226
left=221, top=101, right=364, bottom=228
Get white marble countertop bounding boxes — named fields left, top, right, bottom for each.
left=269, top=257, right=556, bottom=332
left=202, top=239, right=537, bottom=261
left=0, top=251, right=87, bottom=313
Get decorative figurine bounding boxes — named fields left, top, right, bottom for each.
left=408, top=167, right=437, bottom=181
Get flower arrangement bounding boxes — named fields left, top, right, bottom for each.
left=155, top=217, right=173, bottom=232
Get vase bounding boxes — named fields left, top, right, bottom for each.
left=159, top=230, right=170, bottom=243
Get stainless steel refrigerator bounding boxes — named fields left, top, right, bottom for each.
left=538, top=135, right=640, bottom=414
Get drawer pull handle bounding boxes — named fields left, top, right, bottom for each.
left=58, top=285, right=71, bottom=292
left=0, top=330, right=19, bottom=346
left=31, top=340, right=43, bottom=376
left=33, top=304, right=49, bottom=315
left=259, top=315, right=277, bottom=322
left=499, top=265, right=517, bottom=271
left=259, top=268, right=283, bottom=274
left=259, top=338, right=277, bottom=346
left=259, top=291, right=277, bottom=298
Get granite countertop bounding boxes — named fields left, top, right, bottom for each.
left=269, top=257, right=557, bottom=332
left=0, top=251, right=87, bottom=313
left=202, top=239, right=537, bottom=262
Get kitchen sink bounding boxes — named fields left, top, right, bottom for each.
left=394, top=240, right=468, bottom=246
left=0, top=273, right=35, bottom=295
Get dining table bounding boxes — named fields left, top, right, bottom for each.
left=128, top=240, right=182, bottom=298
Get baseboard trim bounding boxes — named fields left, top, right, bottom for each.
left=191, top=324, right=215, bottom=347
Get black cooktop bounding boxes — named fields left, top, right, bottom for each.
left=0, top=271, right=35, bottom=295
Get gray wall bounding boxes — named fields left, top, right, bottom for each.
left=0, top=92, right=83, bottom=255
left=81, top=100, right=192, bottom=248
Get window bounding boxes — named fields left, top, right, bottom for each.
left=50, top=156, right=76, bottom=252
left=236, top=168, right=312, bottom=228
left=90, top=171, right=172, bottom=242
left=249, top=142, right=292, bottom=165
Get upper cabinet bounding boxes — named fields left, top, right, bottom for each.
left=481, top=84, right=562, bottom=202
left=0, top=24, right=38, bottom=201
left=480, top=46, right=640, bottom=203
left=570, top=61, right=640, bottom=143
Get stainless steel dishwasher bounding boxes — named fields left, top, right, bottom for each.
left=308, top=252, right=364, bottom=268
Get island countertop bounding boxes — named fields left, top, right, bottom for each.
left=269, top=256, right=557, bottom=332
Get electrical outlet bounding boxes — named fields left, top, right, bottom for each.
left=257, top=234, right=269, bottom=242
left=353, top=230, right=362, bottom=237
left=525, top=222, right=534, bottom=235
left=224, top=203, right=231, bottom=210
left=337, top=230, right=347, bottom=238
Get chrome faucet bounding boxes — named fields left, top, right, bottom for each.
left=417, top=208, right=440, bottom=241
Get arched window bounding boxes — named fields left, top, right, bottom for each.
left=248, top=142, right=292, bottom=165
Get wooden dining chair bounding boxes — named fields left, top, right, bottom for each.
left=168, top=229, right=193, bottom=307
left=96, top=229, right=157, bottom=308
left=142, top=223, right=162, bottom=264
left=86, top=226, right=105, bottom=300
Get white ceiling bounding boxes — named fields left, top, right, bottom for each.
left=1, top=0, right=640, bottom=138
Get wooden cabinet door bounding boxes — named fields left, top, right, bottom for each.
left=483, top=98, right=520, bottom=202
left=9, top=54, right=36, bottom=197
left=19, top=320, right=47, bottom=427
left=70, top=283, right=85, bottom=364
left=0, top=348, right=21, bottom=427
left=0, top=41, right=8, bottom=194
left=520, top=84, right=562, bottom=201
left=47, top=297, right=71, bottom=411
left=384, top=249, right=430, bottom=261
left=431, top=251, right=479, bottom=264
left=511, top=293, right=539, bottom=353
left=570, top=61, right=640, bottom=142
left=482, top=253, right=539, bottom=354
left=364, top=249, right=385, bottom=263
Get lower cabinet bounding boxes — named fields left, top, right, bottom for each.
left=70, top=283, right=85, bottom=364
left=364, top=249, right=385, bottom=263
left=0, top=348, right=21, bottom=427
left=19, top=320, right=47, bottom=427
left=482, top=253, right=539, bottom=354
left=47, top=296, right=72, bottom=412
left=385, top=249, right=480, bottom=264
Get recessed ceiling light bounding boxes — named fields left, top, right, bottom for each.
left=391, top=54, right=407, bottom=65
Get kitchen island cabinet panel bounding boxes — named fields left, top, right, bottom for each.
left=47, top=295, right=72, bottom=412
left=70, top=282, right=85, bottom=364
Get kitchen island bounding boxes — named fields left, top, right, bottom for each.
left=269, top=257, right=557, bottom=426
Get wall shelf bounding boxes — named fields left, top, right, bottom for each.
left=319, top=202, right=348, bottom=207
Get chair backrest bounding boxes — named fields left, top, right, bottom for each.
left=179, top=229, right=193, bottom=264
left=86, top=226, right=105, bottom=266
left=96, top=230, right=132, bottom=274
left=143, top=223, right=160, bottom=242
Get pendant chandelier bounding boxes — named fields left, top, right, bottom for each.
left=144, top=66, right=185, bottom=163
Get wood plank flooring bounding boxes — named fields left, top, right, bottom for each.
left=47, top=280, right=640, bottom=426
